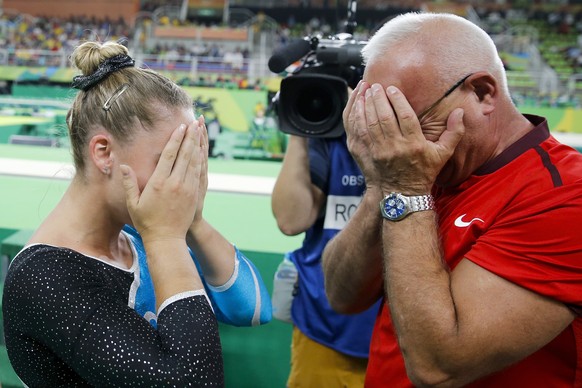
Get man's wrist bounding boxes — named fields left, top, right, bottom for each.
left=380, top=192, right=435, bottom=221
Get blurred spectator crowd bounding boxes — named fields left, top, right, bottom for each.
left=3, top=0, right=582, bottom=102
left=0, top=14, right=130, bottom=56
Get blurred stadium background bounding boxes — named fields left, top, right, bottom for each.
left=1, top=0, right=582, bottom=386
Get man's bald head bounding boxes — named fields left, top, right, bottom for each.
left=362, top=12, right=509, bottom=97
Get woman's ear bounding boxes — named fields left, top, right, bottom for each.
left=89, top=133, right=113, bottom=175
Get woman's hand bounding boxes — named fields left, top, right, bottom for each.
left=121, top=120, right=205, bottom=243
left=192, top=115, right=209, bottom=227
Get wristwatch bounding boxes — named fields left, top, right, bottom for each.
left=379, top=192, right=435, bottom=221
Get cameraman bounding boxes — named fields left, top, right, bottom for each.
left=271, top=129, right=381, bottom=387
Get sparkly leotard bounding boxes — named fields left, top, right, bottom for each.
left=3, top=244, right=224, bottom=387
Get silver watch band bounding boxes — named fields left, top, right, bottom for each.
left=408, top=194, right=435, bottom=212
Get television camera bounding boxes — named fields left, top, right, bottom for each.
left=268, top=1, right=367, bottom=138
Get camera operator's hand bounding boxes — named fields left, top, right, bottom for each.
left=344, top=81, right=465, bottom=195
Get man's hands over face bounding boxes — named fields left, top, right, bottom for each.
left=343, top=81, right=465, bottom=195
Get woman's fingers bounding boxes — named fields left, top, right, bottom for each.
left=182, top=120, right=204, bottom=190
left=120, top=164, right=139, bottom=214
left=199, top=115, right=209, bottom=150
left=172, top=121, right=200, bottom=182
left=150, top=124, right=187, bottom=181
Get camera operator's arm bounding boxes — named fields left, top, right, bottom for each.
left=272, top=135, right=325, bottom=235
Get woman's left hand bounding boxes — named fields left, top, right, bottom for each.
left=192, top=115, right=209, bottom=227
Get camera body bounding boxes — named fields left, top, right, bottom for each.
left=270, top=33, right=367, bottom=138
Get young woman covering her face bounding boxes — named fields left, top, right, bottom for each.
left=2, top=39, right=271, bottom=387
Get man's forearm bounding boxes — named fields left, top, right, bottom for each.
left=322, top=187, right=384, bottom=313
left=381, top=209, right=462, bottom=384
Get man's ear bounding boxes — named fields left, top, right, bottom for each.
left=468, top=72, right=496, bottom=115
left=89, top=133, right=113, bottom=175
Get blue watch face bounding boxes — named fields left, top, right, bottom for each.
left=384, top=195, right=406, bottom=219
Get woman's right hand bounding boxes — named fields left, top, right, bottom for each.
left=121, top=120, right=204, bottom=243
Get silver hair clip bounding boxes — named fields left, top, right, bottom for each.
left=103, top=83, right=131, bottom=111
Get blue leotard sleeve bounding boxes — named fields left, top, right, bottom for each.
left=123, top=225, right=271, bottom=327
left=193, top=246, right=272, bottom=326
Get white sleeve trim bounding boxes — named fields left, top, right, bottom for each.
left=206, top=250, right=240, bottom=292
left=246, top=256, right=262, bottom=326
left=157, top=289, right=213, bottom=316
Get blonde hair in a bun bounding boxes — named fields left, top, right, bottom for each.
left=66, top=39, right=192, bottom=176
left=71, top=40, right=130, bottom=76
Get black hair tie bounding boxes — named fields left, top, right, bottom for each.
left=71, top=54, right=135, bottom=91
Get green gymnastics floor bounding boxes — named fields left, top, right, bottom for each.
left=0, top=143, right=302, bottom=388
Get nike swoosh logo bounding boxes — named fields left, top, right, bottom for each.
left=454, top=214, right=484, bottom=228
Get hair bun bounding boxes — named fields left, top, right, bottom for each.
left=71, top=41, right=130, bottom=75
